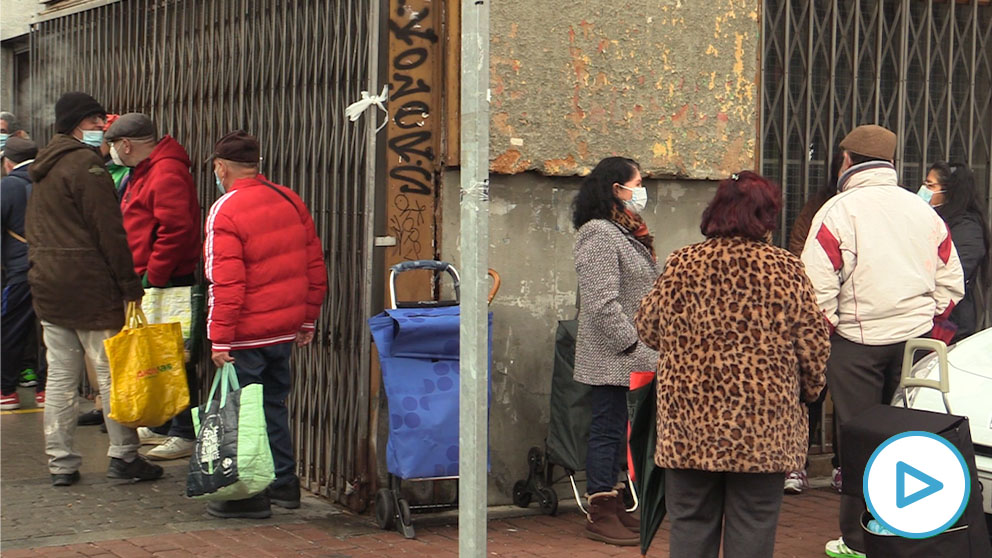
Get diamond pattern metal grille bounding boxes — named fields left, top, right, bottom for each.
left=762, top=0, right=992, bottom=245
left=28, top=0, right=378, bottom=508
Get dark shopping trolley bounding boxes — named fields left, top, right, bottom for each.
left=368, top=260, right=499, bottom=538
left=512, top=317, right=638, bottom=516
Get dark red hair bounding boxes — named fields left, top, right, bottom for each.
left=700, top=171, right=782, bottom=240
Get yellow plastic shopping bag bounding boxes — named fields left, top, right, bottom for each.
left=104, top=301, right=189, bottom=428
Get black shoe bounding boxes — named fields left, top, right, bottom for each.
left=77, top=409, right=104, bottom=426
left=106, top=456, right=164, bottom=481
left=99, top=422, right=107, bottom=433
left=206, top=494, right=272, bottom=519
left=267, top=477, right=301, bottom=509
left=51, top=471, right=81, bottom=487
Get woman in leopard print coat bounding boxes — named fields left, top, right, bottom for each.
left=635, top=171, right=830, bottom=558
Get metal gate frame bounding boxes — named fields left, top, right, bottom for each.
left=28, top=0, right=381, bottom=510
left=760, top=0, right=992, bottom=453
left=760, top=0, right=992, bottom=241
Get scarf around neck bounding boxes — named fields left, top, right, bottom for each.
left=610, top=207, right=656, bottom=261
left=837, top=161, right=898, bottom=192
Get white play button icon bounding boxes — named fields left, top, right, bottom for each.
left=864, top=431, right=970, bottom=538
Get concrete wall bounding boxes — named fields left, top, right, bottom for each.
left=439, top=170, right=716, bottom=501
left=489, top=0, right=760, bottom=178
left=0, top=0, right=39, bottom=41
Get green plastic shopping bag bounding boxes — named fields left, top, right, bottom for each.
left=186, top=363, right=275, bottom=500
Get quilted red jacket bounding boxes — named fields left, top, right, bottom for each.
left=120, top=136, right=201, bottom=286
left=205, top=174, right=327, bottom=351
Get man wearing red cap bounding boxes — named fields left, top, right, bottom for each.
left=203, top=130, right=327, bottom=518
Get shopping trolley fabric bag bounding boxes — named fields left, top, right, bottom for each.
left=369, top=306, right=492, bottom=480
left=187, top=363, right=275, bottom=500
left=103, top=301, right=188, bottom=428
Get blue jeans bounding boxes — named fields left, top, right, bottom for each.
left=586, top=384, right=629, bottom=495
left=232, top=342, right=296, bottom=487
left=1, top=281, right=46, bottom=394
left=150, top=361, right=199, bottom=440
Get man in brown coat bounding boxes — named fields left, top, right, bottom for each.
left=26, top=92, right=163, bottom=487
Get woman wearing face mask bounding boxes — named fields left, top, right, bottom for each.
left=921, top=162, right=991, bottom=343
left=571, top=156, right=658, bottom=546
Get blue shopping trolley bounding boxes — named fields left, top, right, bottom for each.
left=368, top=260, right=498, bottom=538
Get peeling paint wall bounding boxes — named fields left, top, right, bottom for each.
left=440, top=171, right=716, bottom=501
left=489, top=0, right=760, bottom=178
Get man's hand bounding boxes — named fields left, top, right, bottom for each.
left=296, top=330, right=315, bottom=347
left=212, top=350, right=234, bottom=368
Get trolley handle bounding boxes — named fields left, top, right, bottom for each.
left=899, top=338, right=951, bottom=414
left=389, top=260, right=461, bottom=309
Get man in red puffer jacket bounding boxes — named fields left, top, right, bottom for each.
left=204, top=131, right=327, bottom=520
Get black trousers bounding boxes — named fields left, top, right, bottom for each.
left=826, top=334, right=907, bottom=552
left=666, top=469, right=784, bottom=558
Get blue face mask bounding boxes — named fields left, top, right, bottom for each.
left=917, top=184, right=943, bottom=205
left=81, top=130, right=104, bottom=148
left=0, top=133, right=8, bottom=151
left=215, top=171, right=225, bottom=194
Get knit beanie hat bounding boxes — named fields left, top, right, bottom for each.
left=54, top=92, right=107, bottom=134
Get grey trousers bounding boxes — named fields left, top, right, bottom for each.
left=42, top=321, right=140, bottom=474
left=665, top=469, right=784, bottom=558
left=826, top=334, right=906, bottom=552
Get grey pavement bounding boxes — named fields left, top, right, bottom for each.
left=0, top=390, right=377, bottom=551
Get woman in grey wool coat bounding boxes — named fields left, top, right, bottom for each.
left=572, top=156, right=659, bottom=546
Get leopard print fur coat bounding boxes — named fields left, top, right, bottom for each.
left=635, top=236, right=830, bottom=472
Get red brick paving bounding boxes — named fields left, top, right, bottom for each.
left=3, top=488, right=841, bottom=558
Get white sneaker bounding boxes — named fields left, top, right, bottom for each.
left=146, top=436, right=195, bottom=460
left=824, top=537, right=866, bottom=558
left=784, top=470, right=809, bottom=495
left=137, top=427, right=169, bottom=446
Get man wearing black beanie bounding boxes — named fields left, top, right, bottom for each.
left=26, top=92, right=163, bottom=487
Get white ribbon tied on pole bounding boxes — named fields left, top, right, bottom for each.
left=345, top=84, right=389, bottom=133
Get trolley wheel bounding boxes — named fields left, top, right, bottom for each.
left=512, top=480, right=532, bottom=508
left=527, top=447, right=544, bottom=469
left=398, top=498, right=412, bottom=526
left=538, top=487, right=558, bottom=516
left=375, top=488, right=396, bottom=530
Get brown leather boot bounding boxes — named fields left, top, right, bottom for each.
left=584, top=490, right=639, bottom=546
left=614, top=483, right=641, bottom=533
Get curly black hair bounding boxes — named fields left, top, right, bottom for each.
left=572, top=157, right=639, bottom=230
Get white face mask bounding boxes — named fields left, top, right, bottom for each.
left=109, top=143, right=125, bottom=167
left=620, top=185, right=648, bottom=213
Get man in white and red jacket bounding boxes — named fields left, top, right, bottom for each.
left=204, top=131, right=327, bottom=519
left=802, top=125, right=964, bottom=558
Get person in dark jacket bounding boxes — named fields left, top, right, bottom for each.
left=921, top=162, right=991, bottom=342
left=1, top=137, right=45, bottom=410
left=784, top=151, right=845, bottom=496
left=105, top=113, right=202, bottom=460
left=26, top=92, right=163, bottom=487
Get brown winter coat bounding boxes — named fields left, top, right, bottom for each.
left=26, top=134, right=143, bottom=331
left=634, top=236, right=830, bottom=473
